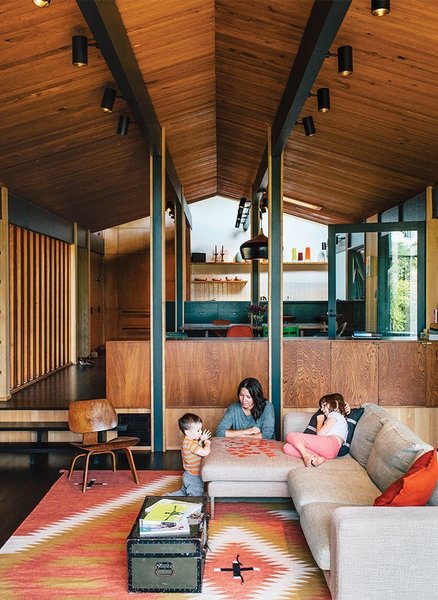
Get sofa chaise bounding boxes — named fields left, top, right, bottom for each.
left=201, top=403, right=438, bottom=600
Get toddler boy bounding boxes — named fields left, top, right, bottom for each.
left=169, top=413, right=211, bottom=496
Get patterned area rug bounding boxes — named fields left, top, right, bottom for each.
left=0, top=470, right=331, bottom=599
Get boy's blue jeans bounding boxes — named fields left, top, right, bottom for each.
left=168, top=470, right=204, bottom=496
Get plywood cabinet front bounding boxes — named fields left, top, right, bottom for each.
left=378, top=342, right=426, bottom=406
left=283, top=340, right=330, bottom=407
left=331, top=341, right=378, bottom=406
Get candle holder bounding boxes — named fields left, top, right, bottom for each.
left=220, top=247, right=225, bottom=262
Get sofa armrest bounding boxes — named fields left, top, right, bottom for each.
left=330, top=506, right=438, bottom=600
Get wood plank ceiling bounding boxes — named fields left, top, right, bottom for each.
left=0, top=0, right=437, bottom=231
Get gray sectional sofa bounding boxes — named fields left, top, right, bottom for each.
left=201, top=403, right=438, bottom=600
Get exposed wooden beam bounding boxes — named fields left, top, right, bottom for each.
left=76, top=0, right=192, bottom=226
left=252, top=0, right=351, bottom=194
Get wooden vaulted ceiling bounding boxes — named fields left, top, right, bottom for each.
left=0, top=0, right=437, bottom=232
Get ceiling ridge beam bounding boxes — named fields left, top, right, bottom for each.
left=252, top=0, right=352, bottom=194
left=76, top=0, right=192, bottom=226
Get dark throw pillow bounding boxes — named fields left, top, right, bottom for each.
left=303, top=407, right=365, bottom=457
left=303, top=409, right=323, bottom=435
left=337, top=407, right=365, bottom=456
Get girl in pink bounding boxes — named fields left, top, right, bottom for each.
left=283, top=393, right=348, bottom=467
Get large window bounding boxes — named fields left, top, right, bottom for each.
left=328, top=222, right=425, bottom=337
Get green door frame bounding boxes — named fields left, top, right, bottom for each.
left=328, top=221, right=425, bottom=337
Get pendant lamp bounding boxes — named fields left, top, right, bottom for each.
left=240, top=206, right=268, bottom=260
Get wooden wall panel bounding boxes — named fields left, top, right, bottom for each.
left=106, top=341, right=151, bottom=408
left=330, top=341, right=378, bottom=406
left=378, top=342, right=426, bottom=406
left=166, top=408, right=226, bottom=450
left=384, top=407, right=438, bottom=447
left=283, top=340, right=331, bottom=407
left=426, top=343, right=438, bottom=407
left=165, top=340, right=268, bottom=408
left=9, top=225, right=70, bottom=392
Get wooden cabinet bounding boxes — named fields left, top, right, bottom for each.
left=378, top=342, right=426, bottom=406
left=331, top=341, right=378, bottom=406
left=283, top=340, right=331, bottom=407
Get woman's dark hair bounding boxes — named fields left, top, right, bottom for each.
left=237, top=377, right=267, bottom=421
left=319, top=393, right=346, bottom=416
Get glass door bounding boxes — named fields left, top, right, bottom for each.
left=328, top=222, right=425, bottom=338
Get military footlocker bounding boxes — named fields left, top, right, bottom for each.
left=127, top=496, right=208, bottom=593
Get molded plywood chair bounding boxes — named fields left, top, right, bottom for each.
left=226, top=325, right=254, bottom=337
left=68, top=399, right=140, bottom=493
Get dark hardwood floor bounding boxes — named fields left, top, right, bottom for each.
left=0, top=350, right=183, bottom=548
left=0, top=449, right=182, bottom=548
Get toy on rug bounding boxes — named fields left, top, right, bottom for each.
left=214, top=554, right=260, bottom=584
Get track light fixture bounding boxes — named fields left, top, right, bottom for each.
left=100, top=88, right=123, bottom=113
left=371, top=0, right=390, bottom=16
left=309, top=88, right=330, bottom=113
left=117, top=115, right=131, bottom=136
left=72, top=35, right=97, bottom=67
left=235, top=197, right=251, bottom=229
left=296, top=116, right=316, bottom=137
left=327, top=45, right=353, bottom=77
left=33, top=0, right=51, bottom=7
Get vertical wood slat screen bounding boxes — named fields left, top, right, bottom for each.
left=9, top=225, right=71, bottom=391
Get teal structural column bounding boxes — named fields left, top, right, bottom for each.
left=268, top=130, right=283, bottom=440
left=251, top=188, right=260, bottom=304
left=150, top=130, right=166, bottom=452
left=327, top=225, right=337, bottom=338
left=175, top=189, right=185, bottom=332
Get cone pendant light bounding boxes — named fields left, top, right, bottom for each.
left=240, top=201, right=268, bottom=260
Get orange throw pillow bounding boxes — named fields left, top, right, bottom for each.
left=374, top=448, right=438, bottom=506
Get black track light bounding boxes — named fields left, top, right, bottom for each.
left=296, top=116, right=316, bottom=137
left=117, top=115, right=130, bottom=136
left=327, top=45, right=353, bottom=77
left=317, top=88, right=330, bottom=113
left=72, top=35, right=88, bottom=67
left=33, top=0, right=51, bottom=7
left=338, top=45, right=353, bottom=77
left=371, top=0, right=390, bottom=16
left=100, top=88, right=117, bottom=113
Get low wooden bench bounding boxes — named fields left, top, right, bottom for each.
left=0, top=421, right=70, bottom=443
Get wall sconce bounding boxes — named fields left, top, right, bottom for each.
left=327, top=45, right=353, bottom=77
left=296, top=116, right=316, bottom=137
left=72, top=35, right=97, bottom=67
left=371, top=0, right=390, bottom=16
left=33, top=0, right=51, bottom=6
left=100, top=88, right=122, bottom=113
left=309, top=88, right=331, bottom=113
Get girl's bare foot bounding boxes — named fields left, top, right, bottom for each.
left=310, top=456, right=326, bottom=467
left=303, top=455, right=313, bottom=467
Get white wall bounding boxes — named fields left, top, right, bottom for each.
left=190, top=196, right=328, bottom=300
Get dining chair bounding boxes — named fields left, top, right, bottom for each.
left=67, top=398, right=140, bottom=493
left=226, top=325, right=254, bottom=337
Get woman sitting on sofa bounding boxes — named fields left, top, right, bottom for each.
left=215, top=377, right=275, bottom=440
left=283, top=393, right=348, bottom=466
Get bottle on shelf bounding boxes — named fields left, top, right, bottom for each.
left=291, top=247, right=297, bottom=261
left=305, top=246, right=311, bottom=261
left=318, top=242, right=327, bottom=262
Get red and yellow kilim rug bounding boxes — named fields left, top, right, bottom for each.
left=0, top=470, right=331, bottom=600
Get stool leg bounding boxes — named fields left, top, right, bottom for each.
left=110, top=451, right=116, bottom=472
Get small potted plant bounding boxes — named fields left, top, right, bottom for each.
left=248, top=303, right=268, bottom=326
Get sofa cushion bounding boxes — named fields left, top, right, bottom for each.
left=374, top=448, right=438, bottom=506
left=367, top=419, right=431, bottom=492
left=299, top=502, right=341, bottom=570
left=201, top=437, right=302, bottom=482
left=283, top=412, right=313, bottom=437
left=287, top=457, right=380, bottom=514
left=349, top=403, right=388, bottom=467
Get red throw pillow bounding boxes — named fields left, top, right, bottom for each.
left=374, top=448, right=438, bottom=506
